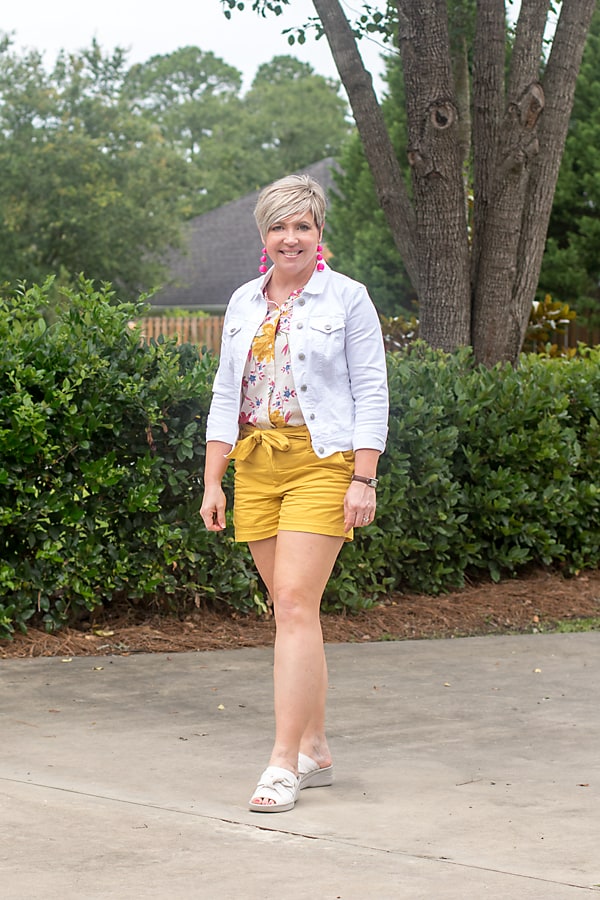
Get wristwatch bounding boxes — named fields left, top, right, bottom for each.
left=351, top=474, right=378, bottom=489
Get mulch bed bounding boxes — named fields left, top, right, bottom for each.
left=2, top=568, right=599, bottom=659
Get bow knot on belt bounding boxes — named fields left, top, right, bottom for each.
left=227, top=428, right=298, bottom=462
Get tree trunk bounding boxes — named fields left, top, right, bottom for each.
left=471, top=0, right=596, bottom=365
left=472, top=0, right=550, bottom=364
left=398, top=0, right=471, bottom=350
left=471, top=0, right=506, bottom=298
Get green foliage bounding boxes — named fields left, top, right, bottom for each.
left=379, top=310, right=420, bottom=352
left=122, top=46, right=243, bottom=160
left=0, top=40, right=192, bottom=296
left=522, top=294, right=577, bottom=356
left=539, top=6, right=600, bottom=325
left=326, top=343, right=600, bottom=606
left=243, top=56, right=350, bottom=174
left=0, top=36, right=350, bottom=292
left=0, top=279, right=260, bottom=638
left=1, top=289, right=599, bottom=637
left=194, top=55, right=350, bottom=213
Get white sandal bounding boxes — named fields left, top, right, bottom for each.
left=248, top=766, right=300, bottom=813
left=298, top=752, right=334, bottom=790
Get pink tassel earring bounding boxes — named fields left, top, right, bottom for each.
left=259, top=247, right=268, bottom=274
left=316, top=244, right=325, bottom=272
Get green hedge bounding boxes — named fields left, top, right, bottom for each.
left=0, top=279, right=260, bottom=638
left=1, top=281, right=599, bottom=637
left=345, top=343, right=600, bottom=606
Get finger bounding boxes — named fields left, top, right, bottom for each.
left=213, top=508, right=226, bottom=530
left=201, top=508, right=221, bottom=530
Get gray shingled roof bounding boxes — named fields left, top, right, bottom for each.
left=150, top=158, right=339, bottom=312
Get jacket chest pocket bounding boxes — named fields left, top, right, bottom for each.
left=308, top=315, right=346, bottom=361
left=221, top=319, right=253, bottom=375
left=224, top=321, right=244, bottom=340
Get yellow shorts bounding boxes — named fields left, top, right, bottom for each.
left=229, top=425, right=355, bottom=542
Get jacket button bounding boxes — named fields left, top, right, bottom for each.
left=309, top=413, right=315, bottom=420
left=300, top=384, right=307, bottom=392
left=298, top=298, right=305, bottom=306
left=297, top=322, right=304, bottom=329
left=318, top=447, right=324, bottom=455
left=324, top=324, right=332, bottom=331
left=298, top=352, right=305, bottom=361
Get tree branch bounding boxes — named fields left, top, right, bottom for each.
left=310, top=0, right=419, bottom=290
left=471, top=0, right=506, bottom=288
left=513, top=0, right=598, bottom=348
left=509, top=0, right=552, bottom=97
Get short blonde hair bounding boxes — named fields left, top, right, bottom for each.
left=254, top=174, right=327, bottom=238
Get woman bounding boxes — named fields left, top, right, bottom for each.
left=200, top=174, right=388, bottom=812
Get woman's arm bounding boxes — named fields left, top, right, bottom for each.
left=200, top=440, right=232, bottom=531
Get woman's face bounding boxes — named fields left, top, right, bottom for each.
left=263, top=211, right=323, bottom=283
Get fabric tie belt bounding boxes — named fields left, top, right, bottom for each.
left=227, top=426, right=310, bottom=462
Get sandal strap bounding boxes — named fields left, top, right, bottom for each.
left=253, top=766, right=299, bottom=804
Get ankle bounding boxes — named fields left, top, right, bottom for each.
left=268, top=751, right=299, bottom=776
left=299, top=737, right=332, bottom=768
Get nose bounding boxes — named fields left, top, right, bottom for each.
left=282, top=227, right=298, bottom=243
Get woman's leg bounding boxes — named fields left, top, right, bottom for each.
left=248, top=530, right=343, bottom=804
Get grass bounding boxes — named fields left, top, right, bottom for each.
left=546, top=616, right=600, bottom=634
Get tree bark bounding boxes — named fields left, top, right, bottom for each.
left=471, top=0, right=596, bottom=365
left=399, top=0, right=471, bottom=349
left=471, top=0, right=550, bottom=365
left=311, top=0, right=420, bottom=291
left=471, top=0, right=505, bottom=292
left=512, top=0, right=598, bottom=355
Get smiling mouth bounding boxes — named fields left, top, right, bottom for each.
left=281, top=250, right=302, bottom=257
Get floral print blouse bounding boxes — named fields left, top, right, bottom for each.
left=239, top=288, right=305, bottom=429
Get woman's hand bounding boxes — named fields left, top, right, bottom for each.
left=343, top=480, right=376, bottom=533
left=201, top=441, right=232, bottom=531
left=200, top=484, right=227, bottom=531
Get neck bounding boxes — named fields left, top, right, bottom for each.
left=264, top=282, right=304, bottom=307
left=269, top=263, right=316, bottom=296
left=265, top=271, right=310, bottom=305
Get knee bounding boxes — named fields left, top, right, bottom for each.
left=273, top=587, right=314, bottom=628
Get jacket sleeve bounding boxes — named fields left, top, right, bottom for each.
left=205, top=308, right=242, bottom=446
left=344, top=284, right=389, bottom=452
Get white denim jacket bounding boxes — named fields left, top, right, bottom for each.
left=206, top=263, right=389, bottom=458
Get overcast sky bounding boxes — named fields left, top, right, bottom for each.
left=3, top=0, right=390, bottom=95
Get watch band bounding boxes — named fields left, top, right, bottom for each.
left=351, top=474, right=378, bottom=489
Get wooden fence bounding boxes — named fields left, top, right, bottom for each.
left=566, top=323, right=600, bottom=348
left=136, top=316, right=225, bottom=353
left=135, top=315, right=600, bottom=356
